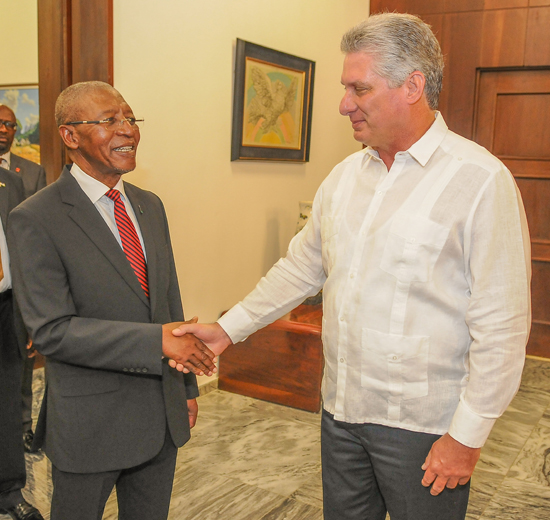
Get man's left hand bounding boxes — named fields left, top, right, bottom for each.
left=187, top=398, right=198, bottom=429
left=421, top=433, right=481, bottom=495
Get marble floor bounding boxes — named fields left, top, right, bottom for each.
left=5, top=357, right=550, bottom=519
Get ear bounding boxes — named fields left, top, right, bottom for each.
left=58, top=125, right=80, bottom=150
left=405, top=71, right=426, bottom=105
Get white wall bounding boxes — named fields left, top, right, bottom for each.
left=1, top=0, right=38, bottom=85
left=113, top=1, right=368, bottom=330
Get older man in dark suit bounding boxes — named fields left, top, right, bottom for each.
left=0, top=166, right=44, bottom=520
left=8, top=81, right=216, bottom=520
left=0, top=104, right=48, bottom=453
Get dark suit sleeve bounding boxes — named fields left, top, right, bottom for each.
left=8, top=204, right=165, bottom=375
left=159, top=199, right=199, bottom=399
left=36, top=165, right=47, bottom=192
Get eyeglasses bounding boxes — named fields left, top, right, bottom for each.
left=64, top=117, right=144, bottom=129
left=0, top=120, right=17, bottom=130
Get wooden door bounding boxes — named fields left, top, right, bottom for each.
left=474, top=68, right=550, bottom=357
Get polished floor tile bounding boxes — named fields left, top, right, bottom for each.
left=5, top=356, right=550, bottom=519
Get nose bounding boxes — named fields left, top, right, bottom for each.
left=339, top=89, right=355, bottom=116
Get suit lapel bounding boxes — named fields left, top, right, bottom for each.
left=125, top=183, right=158, bottom=316
left=57, top=167, right=150, bottom=308
left=9, top=154, right=21, bottom=173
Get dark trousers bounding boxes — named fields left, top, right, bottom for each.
left=50, top=427, right=178, bottom=520
left=0, top=292, right=26, bottom=509
left=321, top=410, right=470, bottom=520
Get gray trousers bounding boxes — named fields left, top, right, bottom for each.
left=321, top=411, right=470, bottom=520
left=50, top=428, right=178, bottom=520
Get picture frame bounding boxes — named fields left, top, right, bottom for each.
left=0, top=84, right=40, bottom=164
left=231, top=39, right=315, bottom=162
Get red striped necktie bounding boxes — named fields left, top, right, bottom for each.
left=105, top=189, right=149, bottom=298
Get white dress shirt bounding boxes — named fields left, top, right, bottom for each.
left=0, top=215, right=11, bottom=292
left=70, top=163, right=147, bottom=259
left=219, top=113, right=531, bottom=448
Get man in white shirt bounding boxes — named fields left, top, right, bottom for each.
left=173, top=13, right=531, bottom=520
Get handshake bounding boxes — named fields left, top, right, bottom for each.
left=161, top=318, right=232, bottom=376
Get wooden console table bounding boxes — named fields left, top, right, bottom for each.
left=218, top=303, right=323, bottom=412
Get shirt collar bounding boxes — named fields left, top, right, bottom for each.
left=361, top=111, right=448, bottom=168
left=407, top=111, right=448, bottom=166
left=70, top=163, right=127, bottom=204
left=0, top=151, right=11, bottom=168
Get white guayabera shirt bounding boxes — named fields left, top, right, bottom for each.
left=219, top=113, right=531, bottom=449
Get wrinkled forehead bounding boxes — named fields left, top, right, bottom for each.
left=0, top=105, right=16, bottom=122
left=74, top=89, right=134, bottom=120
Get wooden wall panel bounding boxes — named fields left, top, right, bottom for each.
left=37, top=0, right=70, bottom=185
left=444, top=0, right=485, bottom=12
left=493, top=94, right=550, bottom=157
left=440, top=11, right=484, bottom=138
left=479, top=8, right=528, bottom=67
left=485, top=0, right=529, bottom=8
left=530, top=0, right=550, bottom=6
left=525, top=7, right=550, bottom=65
left=38, top=0, right=113, bottom=180
left=71, top=0, right=113, bottom=84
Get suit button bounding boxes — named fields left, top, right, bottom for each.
left=129, top=368, right=135, bottom=373
left=142, top=368, right=148, bottom=373
left=123, top=368, right=128, bottom=372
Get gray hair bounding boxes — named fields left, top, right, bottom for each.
left=55, top=81, right=119, bottom=126
left=341, top=13, right=444, bottom=110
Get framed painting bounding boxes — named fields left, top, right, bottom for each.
left=0, top=84, right=40, bottom=164
left=231, top=39, right=315, bottom=162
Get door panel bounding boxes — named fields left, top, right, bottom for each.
left=474, top=68, right=550, bottom=357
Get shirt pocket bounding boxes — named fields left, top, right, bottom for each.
left=361, top=327, right=429, bottom=401
left=380, top=214, right=450, bottom=283
left=321, top=216, right=340, bottom=273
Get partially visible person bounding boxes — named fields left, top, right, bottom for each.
left=0, top=166, right=44, bottom=520
left=0, top=105, right=46, bottom=198
left=9, top=81, right=216, bottom=520
left=0, top=103, right=47, bottom=453
left=172, top=13, right=531, bottom=520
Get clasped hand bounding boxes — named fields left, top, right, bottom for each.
left=162, top=318, right=217, bottom=376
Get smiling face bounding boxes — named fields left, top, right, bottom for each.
left=0, top=105, right=17, bottom=155
left=61, top=88, right=140, bottom=186
left=339, top=52, right=410, bottom=155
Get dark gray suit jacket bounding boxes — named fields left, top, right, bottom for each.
left=8, top=166, right=198, bottom=474
left=9, top=153, right=47, bottom=199
left=0, top=167, right=26, bottom=354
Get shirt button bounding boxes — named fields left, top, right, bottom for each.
left=129, top=368, right=135, bottom=373
left=142, top=368, right=148, bottom=373
left=340, top=317, right=344, bottom=322
left=340, top=358, right=345, bottom=363
left=350, top=273, right=355, bottom=279
left=392, top=356, right=398, bottom=360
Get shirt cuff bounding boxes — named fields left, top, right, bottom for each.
left=217, top=304, right=258, bottom=344
left=448, top=399, right=497, bottom=448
